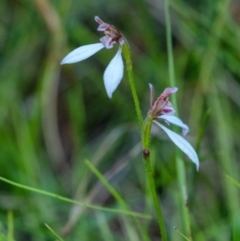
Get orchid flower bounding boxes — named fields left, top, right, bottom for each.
left=61, top=16, right=125, bottom=98
left=148, top=84, right=199, bottom=171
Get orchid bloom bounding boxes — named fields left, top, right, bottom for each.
left=149, top=84, right=199, bottom=171
left=61, top=16, right=125, bottom=98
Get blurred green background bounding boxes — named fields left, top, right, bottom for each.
left=1, top=0, right=240, bottom=240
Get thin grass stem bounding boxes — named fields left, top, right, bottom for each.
left=7, top=211, right=14, bottom=241
left=45, top=224, right=65, bottom=241
left=164, top=0, right=192, bottom=238
left=0, top=176, right=151, bottom=219
left=85, top=159, right=150, bottom=241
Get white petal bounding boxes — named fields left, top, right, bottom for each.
left=103, top=48, right=124, bottom=98
left=154, top=120, right=199, bottom=171
left=159, top=115, right=189, bottom=136
left=61, top=43, right=104, bottom=64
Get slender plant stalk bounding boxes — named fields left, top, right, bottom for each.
left=45, top=224, right=65, bottom=241
left=85, top=160, right=150, bottom=241
left=122, top=43, right=143, bottom=127
left=225, top=175, right=240, bottom=189
left=85, top=160, right=130, bottom=209
left=122, top=37, right=167, bottom=240
left=142, top=115, right=168, bottom=241
left=164, top=0, right=192, bottom=238
left=0, top=176, right=151, bottom=219
left=144, top=156, right=168, bottom=241
left=174, top=227, right=191, bottom=241
left=7, top=211, right=14, bottom=241
left=202, top=0, right=239, bottom=219
left=188, top=0, right=238, bottom=221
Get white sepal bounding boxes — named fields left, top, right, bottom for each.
left=154, top=120, right=199, bottom=171
left=61, top=43, right=104, bottom=65
left=103, top=48, right=124, bottom=98
left=159, top=115, right=189, bottom=136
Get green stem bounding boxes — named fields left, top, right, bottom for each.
left=142, top=115, right=168, bottom=241
left=85, top=160, right=127, bottom=208
left=0, top=176, right=151, bottom=219
left=142, top=114, right=152, bottom=148
left=7, top=211, right=14, bottom=241
left=45, top=224, right=65, bottom=241
left=144, top=156, right=168, bottom=241
left=122, top=22, right=167, bottom=241
left=164, top=0, right=192, bottom=238
left=122, top=43, right=143, bottom=127
left=85, top=160, right=150, bottom=241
